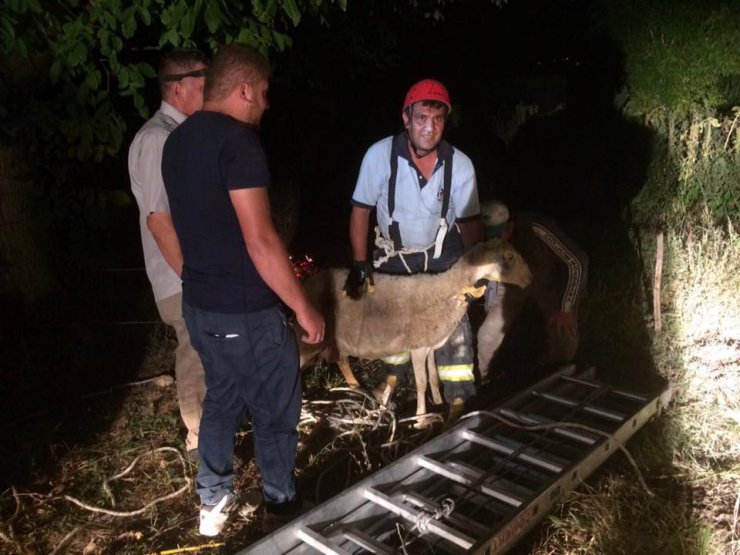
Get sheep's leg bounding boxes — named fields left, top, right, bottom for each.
left=337, top=355, right=361, bottom=389
left=427, top=350, right=444, bottom=406
left=411, top=348, right=429, bottom=416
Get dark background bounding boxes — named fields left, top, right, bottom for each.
left=1, top=0, right=657, bottom=491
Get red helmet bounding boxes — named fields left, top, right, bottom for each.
left=402, top=79, right=451, bottom=113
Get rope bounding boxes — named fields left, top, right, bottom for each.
left=412, top=497, right=456, bottom=534
left=372, top=227, right=433, bottom=273
left=59, top=447, right=192, bottom=516
left=462, top=409, right=655, bottom=497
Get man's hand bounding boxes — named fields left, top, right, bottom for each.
left=296, top=304, right=325, bottom=344
left=342, top=261, right=374, bottom=299
left=548, top=311, right=577, bottom=340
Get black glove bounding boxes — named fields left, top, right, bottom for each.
left=342, top=261, right=374, bottom=299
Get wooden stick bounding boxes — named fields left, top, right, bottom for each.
left=653, top=231, right=664, bottom=331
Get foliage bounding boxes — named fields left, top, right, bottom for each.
left=600, top=0, right=740, bottom=118
left=0, top=0, right=348, bottom=163
left=630, top=112, right=740, bottom=229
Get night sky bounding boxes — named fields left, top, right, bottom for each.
left=224, top=0, right=651, bottom=266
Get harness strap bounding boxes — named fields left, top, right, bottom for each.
left=387, top=140, right=403, bottom=250
left=386, top=134, right=454, bottom=258
left=432, top=149, right=454, bottom=258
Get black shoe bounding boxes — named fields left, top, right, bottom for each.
left=262, top=496, right=310, bottom=534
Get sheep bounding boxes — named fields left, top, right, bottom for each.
left=298, top=238, right=532, bottom=416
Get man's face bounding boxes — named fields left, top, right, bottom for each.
left=246, top=78, right=270, bottom=125
left=403, top=103, right=447, bottom=155
left=178, top=63, right=206, bottom=116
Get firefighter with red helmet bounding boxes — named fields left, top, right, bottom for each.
left=343, top=79, right=484, bottom=421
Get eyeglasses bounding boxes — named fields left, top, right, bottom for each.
left=159, top=68, right=207, bottom=82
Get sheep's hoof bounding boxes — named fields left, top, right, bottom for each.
left=413, top=413, right=443, bottom=430
left=372, top=376, right=398, bottom=406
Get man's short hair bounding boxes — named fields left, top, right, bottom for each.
left=158, top=49, right=207, bottom=96
left=205, top=44, right=271, bottom=103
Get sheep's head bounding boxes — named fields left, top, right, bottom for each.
left=464, top=239, right=532, bottom=288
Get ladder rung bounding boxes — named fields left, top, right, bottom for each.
left=488, top=453, right=553, bottom=486
left=417, top=456, right=525, bottom=507
left=561, top=375, right=648, bottom=402
left=498, top=408, right=600, bottom=444
left=535, top=391, right=626, bottom=421
left=364, top=487, right=475, bottom=549
left=342, top=527, right=394, bottom=554
left=449, top=484, right=514, bottom=518
left=462, top=430, right=565, bottom=473
left=296, top=526, right=353, bottom=555
left=447, top=460, right=532, bottom=501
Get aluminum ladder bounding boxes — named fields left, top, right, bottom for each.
left=238, top=366, right=672, bottom=554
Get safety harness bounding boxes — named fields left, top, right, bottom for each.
left=375, top=134, right=454, bottom=272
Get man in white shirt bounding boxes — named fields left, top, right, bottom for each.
left=129, top=49, right=207, bottom=459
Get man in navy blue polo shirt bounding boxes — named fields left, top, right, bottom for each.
left=162, top=44, right=324, bottom=537
left=344, top=79, right=484, bottom=422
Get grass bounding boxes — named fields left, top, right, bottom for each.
left=527, top=214, right=740, bottom=555
left=0, top=323, right=434, bottom=554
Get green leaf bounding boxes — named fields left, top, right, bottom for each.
left=180, top=10, right=195, bottom=38
left=204, top=0, right=222, bottom=33
left=272, top=30, right=292, bottom=51
left=159, top=27, right=181, bottom=47
left=137, top=62, right=156, bottom=79
left=134, top=92, right=147, bottom=118
left=118, top=66, right=130, bottom=88
left=137, top=4, right=152, bottom=25
left=50, top=59, right=62, bottom=82
left=122, top=8, right=137, bottom=38
left=128, top=68, right=145, bottom=88
left=281, top=0, right=301, bottom=26
left=68, top=42, right=88, bottom=67
left=237, top=28, right=258, bottom=47
left=85, top=68, right=101, bottom=89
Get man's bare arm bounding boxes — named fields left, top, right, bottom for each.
left=349, top=205, right=371, bottom=261
left=458, top=218, right=485, bottom=250
left=229, top=187, right=324, bottom=344
left=147, top=212, right=183, bottom=276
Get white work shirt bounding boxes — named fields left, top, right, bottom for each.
left=129, top=102, right=185, bottom=302
left=351, top=135, right=480, bottom=250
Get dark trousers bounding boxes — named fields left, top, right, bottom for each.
left=183, top=303, right=301, bottom=507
